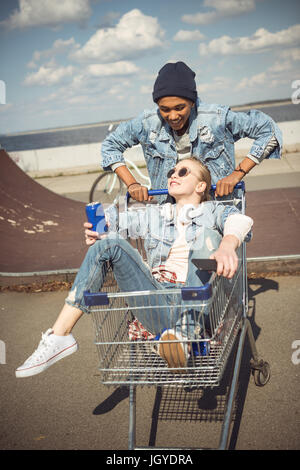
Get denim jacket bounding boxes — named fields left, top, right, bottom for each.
left=106, top=201, right=240, bottom=284
left=101, top=99, right=282, bottom=194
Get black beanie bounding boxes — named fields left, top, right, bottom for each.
left=152, top=61, right=197, bottom=103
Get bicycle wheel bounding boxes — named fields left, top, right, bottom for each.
left=89, top=171, right=125, bottom=204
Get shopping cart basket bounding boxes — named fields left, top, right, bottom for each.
left=84, top=184, right=270, bottom=450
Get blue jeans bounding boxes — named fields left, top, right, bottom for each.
left=65, top=234, right=205, bottom=337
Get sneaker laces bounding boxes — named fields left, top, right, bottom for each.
left=25, top=329, right=54, bottom=364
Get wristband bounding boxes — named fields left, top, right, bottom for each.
left=128, top=182, right=141, bottom=189
left=234, top=164, right=247, bottom=176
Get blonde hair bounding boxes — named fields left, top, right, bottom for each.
left=180, top=156, right=211, bottom=201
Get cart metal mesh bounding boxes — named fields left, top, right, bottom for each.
left=87, top=254, right=244, bottom=388
left=84, top=185, right=271, bottom=450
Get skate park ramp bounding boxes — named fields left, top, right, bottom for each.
left=0, top=149, right=87, bottom=275
left=1, top=148, right=299, bottom=282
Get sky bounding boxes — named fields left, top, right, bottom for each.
left=0, top=0, right=300, bottom=134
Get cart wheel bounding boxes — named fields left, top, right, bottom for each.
left=253, top=361, right=270, bottom=387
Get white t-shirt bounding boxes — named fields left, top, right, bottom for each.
left=172, top=130, right=191, bottom=160
left=152, top=218, right=190, bottom=284
left=152, top=212, right=253, bottom=284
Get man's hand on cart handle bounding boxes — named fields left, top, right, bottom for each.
left=114, top=165, right=153, bottom=202
left=215, top=172, right=241, bottom=197
left=215, top=157, right=256, bottom=197
left=210, top=235, right=239, bottom=279
left=128, top=183, right=153, bottom=202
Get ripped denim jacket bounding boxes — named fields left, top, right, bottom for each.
left=101, top=99, right=282, bottom=198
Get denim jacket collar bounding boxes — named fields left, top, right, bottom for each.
left=188, top=100, right=199, bottom=142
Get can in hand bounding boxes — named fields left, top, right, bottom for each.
left=85, top=202, right=108, bottom=234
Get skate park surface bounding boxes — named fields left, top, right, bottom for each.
left=0, top=148, right=299, bottom=451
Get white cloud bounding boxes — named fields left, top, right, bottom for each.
left=279, top=47, right=300, bottom=62
left=140, top=85, right=152, bottom=94
left=197, top=76, right=233, bottom=95
left=87, top=61, right=139, bottom=77
left=182, top=0, right=256, bottom=25
left=173, top=30, right=205, bottom=42
left=269, top=61, right=292, bottom=73
left=71, top=9, right=165, bottom=63
left=67, top=95, right=90, bottom=105
left=198, top=24, right=300, bottom=56
left=27, top=38, right=79, bottom=69
left=31, top=38, right=79, bottom=63
left=108, top=85, right=127, bottom=98
left=24, top=63, right=74, bottom=86
left=237, top=72, right=267, bottom=89
left=2, top=0, right=91, bottom=29
left=236, top=52, right=300, bottom=90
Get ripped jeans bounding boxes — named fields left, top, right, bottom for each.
left=65, top=234, right=207, bottom=338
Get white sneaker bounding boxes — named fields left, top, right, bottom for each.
left=16, top=329, right=78, bottom=378
left=158, top=329, right=189, bottom=374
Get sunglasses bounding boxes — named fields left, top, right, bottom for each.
left=167, top=166, right=194, bottom=179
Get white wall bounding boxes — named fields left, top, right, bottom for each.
left=8, top=120, right=300, bottom=175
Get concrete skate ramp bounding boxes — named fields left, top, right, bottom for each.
left=0, top=149, right=87, bottom=274
left=1, top=148, right=299, bottom=281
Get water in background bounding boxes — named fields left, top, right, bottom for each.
left=1, top=102, right=299, bottom=152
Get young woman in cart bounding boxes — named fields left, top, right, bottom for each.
left=16, top=157, right=253, bottom=377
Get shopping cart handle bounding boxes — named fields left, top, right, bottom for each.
left=83, top=290, right=109, bottom=306
left=126, top=188, right=168, bottom=200
left=127, top=182, right=244, bottom=199
left=210, top=181, right=245, bottom=192
left=148, top=189, right=169, bottom=196
left=192, top=258, right=217, bottom=271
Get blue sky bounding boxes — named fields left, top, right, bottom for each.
left=0, top=0, right=299, bottom=133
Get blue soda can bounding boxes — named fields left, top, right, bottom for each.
left=192, top=339, right=210, bottom=357
left=85, top=202, right=108, bottom=234
left=200, top=340, right=210, bottom=356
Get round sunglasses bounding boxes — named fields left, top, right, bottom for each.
left=167, top=166, right=194, bottom=179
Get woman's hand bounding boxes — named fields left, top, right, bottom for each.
left=84, top=222, right=108, bottom=246
left=210, top=235, right=239, bottom=279
left=84, top=222, right=98, bottom=246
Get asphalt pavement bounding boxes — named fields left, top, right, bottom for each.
left=0, top=151, right=299, bottom=452
left=1, top=275, right=299, bottom=451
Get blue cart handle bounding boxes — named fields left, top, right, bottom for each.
left=127, top=182, right=244, bottom=200
left=126, top=188, right=168, bottom=200
left=148, top=189, right=169, bottom=196
left=210, top=181, right=245, bottom=192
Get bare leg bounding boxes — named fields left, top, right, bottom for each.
left=52, top=303, right=83, bottom=336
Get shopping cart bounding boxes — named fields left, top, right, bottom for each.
left=84, top=183, right=270, bottom=450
